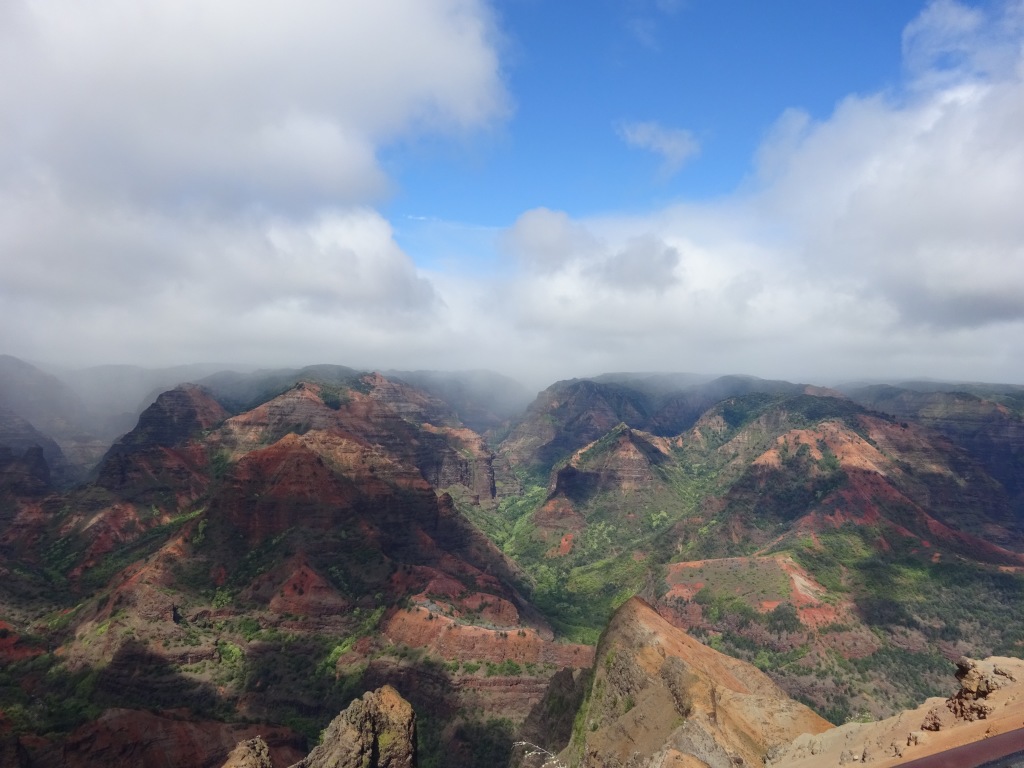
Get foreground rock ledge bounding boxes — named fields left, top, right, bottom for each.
left=767, top=656, right=1024, bottom=767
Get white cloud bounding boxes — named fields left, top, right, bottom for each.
left=618, top=121, right=700, bottom=177
left=598, top=237, right=680, bottom=292
left=0, top=0, right=505, bottom=211
left=0, top=0, right=501, bottom=369
left=502, top=208, right=600, bottom=273
left=754, top=27, right=1024, bottom=331
left=625, top=0, right=686, bottom=50
left=493, top=1, right=1024, bottom=385
left=0, top=182, right=439, bottom=365
left=3, top=0, right=1024, bottom=390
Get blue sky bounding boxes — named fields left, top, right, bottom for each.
left=1, top=0, right=1022, bottom=387
left=388, top=1, right=919, bottom=228
left=384, top=1, right=934, bottom=276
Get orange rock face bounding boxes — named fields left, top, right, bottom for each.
left=382, top=607, right=592, bottom=668
left=563, top=597, right=831, bottom=768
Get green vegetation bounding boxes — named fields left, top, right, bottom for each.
left=318, top=606, right=385, bottom=675
left=318, top=385, right=349, bottom=410
left=8, top=374, right=1024, bottom=768
left=496, top=440, right=737, bottom=641
left=791, top=524, right=1024, bottom=657
left=0, top=653, right=102, bottom=736
left=485, top=659, right=523, bottom=676
left=42, top=507, right=205, bottom=594
left=209, top=450, right=232, bottom=479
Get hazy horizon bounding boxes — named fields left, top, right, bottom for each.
left=2, top=1, right=1023, bottom=387
left=9, top=351, right=1024, bottom=397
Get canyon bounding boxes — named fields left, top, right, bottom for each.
left=1, top=356, right=1023, bottom=766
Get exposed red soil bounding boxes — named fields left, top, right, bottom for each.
left=244, top=556, right=351, bottom=617
left=0, top=620, right=44, bottom=662
left=455, top=592, right=521, bottom=626
left=803, top=468, right=1024, bottom=566
left=753, top=421, right=889, bottom=475
left=65, top=501, right=162, bottom=579
left=0, top=498, right=50, bottom=553
left=750, top=418, right=1024, bottom=567
left=533, top=496, right=585, bottom=543
left=661, top=555, right=854, bottom=636
left=775, top=555, right=844, bottom=629
left=389, top=564, right=523, bottom=625
left=216, top=430, right=441, bottom=546
left=665, top=580, right=705, bottom=602
left=381, top=606, right=593, bottom=668
left=551, top=532, right=574, bottom=556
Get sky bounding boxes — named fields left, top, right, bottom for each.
left=1, top=0, right=1023, bottom=389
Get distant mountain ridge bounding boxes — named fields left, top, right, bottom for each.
left=0, top=368, right=589, bottom=767
left=494, top=374, right=1024, bottom=721
left=2, top=353, right=1024, bottom=766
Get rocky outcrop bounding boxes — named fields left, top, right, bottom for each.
left=221, top=737, right=274, bottom=768
left=552, top=425, right=670, bottom=500
left=927, top=656, right=1019, bottom=726
left=560, top=597, right=830, bottom=768
left=499, top=380, right=654, bottom=472
left=290, top=686, right=416, bottom=768
left=215, top=379, right=495, bottom=502
left=222, top=687, right=418, bottom=768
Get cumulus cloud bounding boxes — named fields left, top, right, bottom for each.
left=618, top=121, right=700, bottom=177
left=0, top=0, right=505, bottom=210
left=3, top=0, right=1024, bottom=389
left=0, top=0, right=501, bottom=368
left=502, top=208, right=600, bottom=274
left=503, top=209, right=681, bottom=295
left=496, top=0, right=1024, bottom=384
left=0, top=183, right=439, bottom=364
left=755, top=3, right=1024, bottom=332
left=599, top=237, right=680, bottom=292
